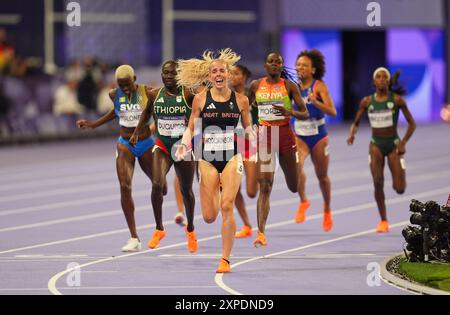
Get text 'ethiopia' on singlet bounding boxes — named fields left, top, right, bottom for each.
left=153, top=86, right=191, bottom=151
left=255, top=78, right=292, bottom=126
left=200, top=89, right=241, bottom=162
left=368, top=92, right=399, bottom=129
left=114, top=84, right=148, bottom=128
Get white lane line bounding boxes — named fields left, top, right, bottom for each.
left=0, top=182, right=121, bottom=203
left=214, top=221, right=410, bottom=295
left=2, top=152, right=448, bottom=217
left=0, top=285, right=218, bottom=292
left=2, top=163, right=449, bottom=234
left=47, top=233, right=222, bottom=295
left=2, top=170, right=449, bottom=255
left=15, top=254, right=88, bottom=258
left=0, top=171, right=113, bottom=192
left=47, top=186, right=450, bottom=295
left=158, top=253, right=376, bottom=259
left=0, top=156, right=112, bottom=177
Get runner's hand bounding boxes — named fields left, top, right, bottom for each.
left=396, top=140, right=406, bottom=155
left=272, top=105, right=290, bottom=116
left=175, top=143, right=189, bottom=161
left=76, top=120, right=94, bottom=129
left=129, top=133, right=139, bottom=147
left=347, top=135, right=355, bottom=145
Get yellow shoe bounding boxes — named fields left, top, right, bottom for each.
left=185, top=227, right=198, bottom=253
left=148, top=229, right=166, bottom=249
left=323, top=211, right=333, bottom=232
left=216, top=258, right=231, bottom=273
left=376, top=220, right=389, bottom=233
left=295, top=200, right=310, bottom=223
left=235, top=225, right=252, bottom=238
left=253, top=232, right=267, bottom=248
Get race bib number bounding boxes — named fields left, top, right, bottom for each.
left=294, top=119, right=319, bottom=136
left=158, top=116, right=186, bottom=137
left=119, top=110, right=142, bottom=128
left=258, top=102, right=285, bottom=121
left=368, top=110, right=393, bottom=128
left=204, top=132, right=234, bottom=151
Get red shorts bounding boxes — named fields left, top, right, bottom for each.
left=236, top=134, right=257, bottom=160
left=257, top=124, right=296, bottom=154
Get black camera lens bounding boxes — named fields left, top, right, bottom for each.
left=410, top=213, right=425, bottom=226
left=410, top=199, right=425, bottom=213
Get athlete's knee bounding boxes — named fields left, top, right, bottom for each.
left=151, top=180, right=165, bottom=195
left=317, top=174, right=329, bottom=185
left=221, top=199, right=234, bottom=214
left=393, top=183, right=406, bottom=194
left=246, top=189, right=257, bottom=199
left=372, top=176, right=384, bottom=190
left=119, top=182, right=132, bottom=194
left=258, top=179, right=273, bottom=194
left=287, top=180, right=297, bottom=193
left=203, top=213, right=217, bottom=224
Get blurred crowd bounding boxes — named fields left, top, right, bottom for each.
left=0, top=28, right=118, bottom=139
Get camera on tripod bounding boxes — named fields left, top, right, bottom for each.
left=402, top=199, right=450, bottom=262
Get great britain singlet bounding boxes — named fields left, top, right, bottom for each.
left=199, top=89, right=241, bottom=171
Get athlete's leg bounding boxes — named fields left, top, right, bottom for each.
left=116, top=143, right=138, bottom=239
left=256, top=152, right=275, bottom=234
left=243, top=160, right=258, bottom=198
left=220, top=155, right=242, bottom=261
left=387, top=150, right=406, bottom=194
left=369, top=143, right=387, bottom=221
left=311, top=137, right=331, bottom=211
left=198, top=160, right=220, bottom=224
left=279, top=149, right=298, bottom=193
left=174, top=175, right=185, bottom=213
left=146, top=148, right=172, bottom=231
left=295, top=137, right=310, bottom=202
left=173, top=160, right=196, bottom=232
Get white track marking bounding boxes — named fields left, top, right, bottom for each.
left=214, top=221, right=410, bottom=295
left=2, top=165, right=449, bottom=234
left=46, top=186, right=450, bottom=295
left=2, top=151, right=448, bottom=216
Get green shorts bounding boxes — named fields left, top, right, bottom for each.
left=370, top=136, right=400, bottom=156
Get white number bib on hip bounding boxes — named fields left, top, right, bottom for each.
left=258, top=102, right=285, bottom=121
left=368, top=110, right=393, bottom=128
left=204, top=131, right=234, bottom=151
left=158, top=116, right=186, bottom=137
left=294, top=119, right=318, bottom=136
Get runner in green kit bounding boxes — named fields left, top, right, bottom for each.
left=131, top=60, right=198, bottom=253
left=347, top=67, right=416, bottom=233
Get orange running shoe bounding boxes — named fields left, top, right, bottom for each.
left=295, top=200, right=310, bottom=223
left=376, top=220, right=389, bottom=233
left=185, top=227, right=198, bottom=253
left=323, top=210, right=333, bottom=232
left=216, top=258, right=231, bottom=273
left=235, top=225, right=253, bottom=238
left=253, top=232, right=267, bottom=248
left=148, top=229, right=166, bottom=249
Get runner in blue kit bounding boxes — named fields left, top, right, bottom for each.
left=76, top=65, right=159, bottom=252
left=291, top=49, right=336, bottom=232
